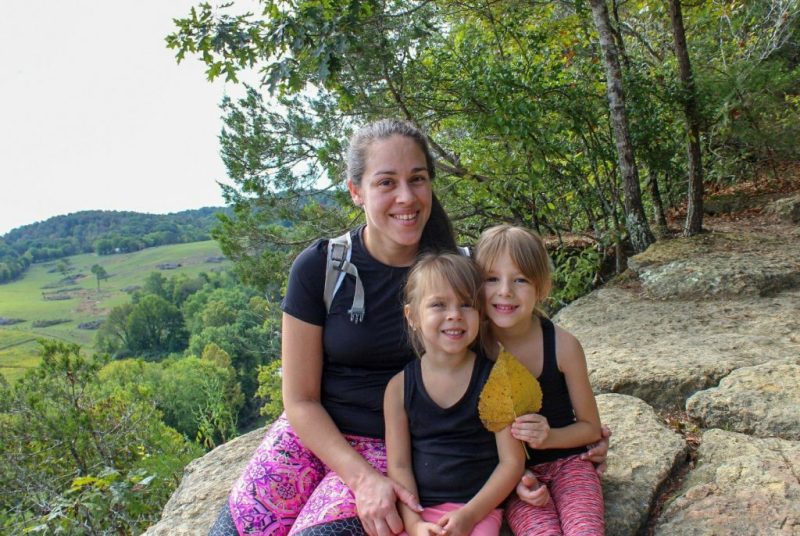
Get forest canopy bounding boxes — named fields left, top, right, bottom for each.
left=168, top=0, right=800, bottom=290
left=0, top=208, right=228, bottom=283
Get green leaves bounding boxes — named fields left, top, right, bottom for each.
left=1, top=341, right=200, bottom=534
left=168, top=0, right=798, bottom=297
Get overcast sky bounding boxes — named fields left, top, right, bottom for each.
left=0, top=1, right=259, bottom=235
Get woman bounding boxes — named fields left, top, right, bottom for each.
left=210, top=119, right=610, bottom=536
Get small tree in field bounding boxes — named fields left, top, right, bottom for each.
left=56, top=259, right=72, bottom=277
left=90, top=263, right=108, bottom=290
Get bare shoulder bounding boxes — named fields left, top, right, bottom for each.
left=552, top=323, right=586, bottom=370
left=385, top=370, right=405, bottom=401
left=553, top=323, right=584, bottom=353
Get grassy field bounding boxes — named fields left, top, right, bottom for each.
left=0, top=241, right=230, bottom=383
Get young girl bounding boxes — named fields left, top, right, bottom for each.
left=475, top=225, right=604, bottom=536
left=384, top=253, right=525, bottom=536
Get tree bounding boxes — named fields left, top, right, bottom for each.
left=96, top=302, right=135, bottom=357
left=127, top=295, right=188, bottom=356
left=588, top=0, right=655, bottom=253
left=100, top=352, right=243, bottom=448
left=0, top=341, right=199, bottom=534
left=668, top=0, right=704, bottom=236
left=184, top=286, right=280, bottom=426
left=256, top=359, right=284, bottom=423
left=167, top=0, right=799, bottom=277
left=90, top=263, right=108, bottom=290
left=56, top=258, right=73, bottom=277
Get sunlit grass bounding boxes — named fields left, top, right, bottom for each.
left=0, top=241, right=229, bottom=381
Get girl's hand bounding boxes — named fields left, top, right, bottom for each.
left=409, top=520, right=445, bottom=536
left=580, top=425, right=612, bottom=475
left=436, top=508, right=476, bottom=536
left=353, top=472, right=421, bottom=536
left=511, top=413, right=550, bottom=449
left=515, top=470, right=550, bottom=507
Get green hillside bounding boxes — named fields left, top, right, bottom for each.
left=0, top=207, right=229, bottom=282
left=0, top=240, right=230, bottom=382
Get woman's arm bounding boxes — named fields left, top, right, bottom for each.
left=384, top=373, right=440, bottom=536
left=436, top=428, right=525, bottom=536
left=581, top=425, right=612, bottom=475
left=282, top=313, right=415, bottom=536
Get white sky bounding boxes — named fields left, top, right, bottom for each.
left=0, top=1, right=260, bottom=235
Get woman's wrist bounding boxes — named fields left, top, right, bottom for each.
left=344, top=463, right=381, bottom=493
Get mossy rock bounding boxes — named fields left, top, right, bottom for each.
left=703, top=192, right=784, bottom=215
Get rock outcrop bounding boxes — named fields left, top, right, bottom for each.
left=144, top=429, right=264, bottom=536
left=686, top=360, right=800, bottom=441
left=654, top=429, right=800, bottom=535
left=145, top=195, right=800, bottom=536
left=555, top=287, right=800, bottom=410
left=595, top=395, right=687, bottom=536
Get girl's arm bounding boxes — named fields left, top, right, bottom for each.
left=384, top=373, right=440, bottom=536
left=436, top=427, right=525, bottom=536
left=282, top=314, right=417, bottom=536
left=523, top=328, right=601, bottom=450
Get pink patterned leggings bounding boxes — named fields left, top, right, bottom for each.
left=505, top=455, right=604, bottom=536
left=228, top=415, right=386, bottom=536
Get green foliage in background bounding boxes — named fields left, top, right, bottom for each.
left=0, top=208, right=229, bottom=283
left=93, top=269, right=280, bottom=429
left=256, top=359, right=284, bottom=423
left=99, top=345, right=244, bottom=448
left=168, top=0, right=800, bottom=291
left=549, top=246, right=602, bottom=312
left=0, top=341, right=200, bottom=535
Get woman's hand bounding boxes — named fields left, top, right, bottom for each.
left=353, top=472, right=421, bottom=536
left=511, top=413, right=550, bottom=449
left=580, top=425, right=612, bottom=475
left=515, top=470, right=550, bottom=507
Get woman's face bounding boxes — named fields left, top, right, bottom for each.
left=348, top=135, right=432, bottom=262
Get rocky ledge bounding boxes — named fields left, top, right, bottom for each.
left=145, top=195, right=800, bottom=536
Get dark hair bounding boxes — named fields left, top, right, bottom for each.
left=403, top=253, right=484, bottom=356
left=347, top=119, right=457, bottom=253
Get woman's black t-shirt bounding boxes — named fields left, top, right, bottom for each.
left=281, top=226, right=415, bottom=439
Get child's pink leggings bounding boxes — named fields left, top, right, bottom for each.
left=398, top=503, right=503, bottom=536
left=505, top=455, right=604, bottom=536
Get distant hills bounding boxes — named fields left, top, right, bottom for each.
left=0, top=208, right=230, bottom=283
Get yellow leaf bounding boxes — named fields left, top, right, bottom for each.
left=70, top=475, right=108, bottom=492
left=478, top=346, right=543, bottom=432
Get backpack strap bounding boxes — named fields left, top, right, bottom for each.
left=322, top=234, right=467, bottom=323
left=323, top=231, right=365, bottom=323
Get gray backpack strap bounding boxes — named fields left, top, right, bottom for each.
left=457, top=245, right=471, bottom=257
left=323, top=231, right=365, bottom=323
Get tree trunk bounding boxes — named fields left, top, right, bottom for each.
left=647, top=169, right=669, bottom=236
left=668, top=0, right=704, bottom=236
left=588, top=0, right=654, bottom=253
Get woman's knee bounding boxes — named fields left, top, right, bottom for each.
left=291, top=518, right=366, bottom=536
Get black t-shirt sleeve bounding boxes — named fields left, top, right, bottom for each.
left=281, top=239, right=328, bottom=326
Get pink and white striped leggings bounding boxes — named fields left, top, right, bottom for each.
left=505, top=455, right=604, bottom=536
